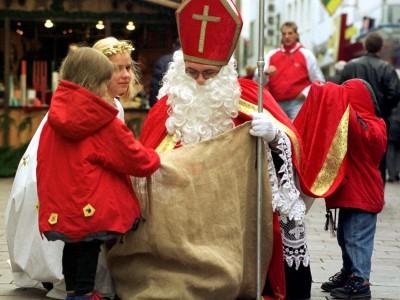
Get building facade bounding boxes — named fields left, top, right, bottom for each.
left=238, top=0, right=400, bottom=77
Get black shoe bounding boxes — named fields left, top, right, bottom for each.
left=321, top=271, right=350, bottom=292
left=41, top=282, right=54, bottom=291
left=330, top=276, right=371, bottom=299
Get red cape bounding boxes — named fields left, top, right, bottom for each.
left=140, top=78, right=304, bottom=299
left=140, top=78, right=302, bottom=170
left=294, top=79, right=386, bottom=202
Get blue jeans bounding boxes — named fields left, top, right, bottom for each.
left=337, top=208, right=377, bottom=280
left=278, top=98, right=304, bottom=120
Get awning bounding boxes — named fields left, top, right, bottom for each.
left=143, top=0, right=181, bottom=9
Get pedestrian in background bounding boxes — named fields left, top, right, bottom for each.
left=329, top=60, right=347, bottom=84
left=339, top=31, right=400, bottom=182
left=241, top=65, right=256, bottom=80
left=263, top=20, right=323, bottom=300
left=264, top=21, right=325, bottom=120
left=387, top=102, right=400, bottom=182
left=148, top=38, right=180, bottom=107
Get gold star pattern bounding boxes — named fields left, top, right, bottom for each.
left=21, top=155, right=29, bottom=166
left=48, top=213, right=58, bottom=225
left=83, top=204, right=95, bottom=217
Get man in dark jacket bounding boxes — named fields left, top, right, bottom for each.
left=387, top=102, right=400, bottom=181
left=149, top=39, right=180, bottom=107
left=340, top=31, right=400, bottom=182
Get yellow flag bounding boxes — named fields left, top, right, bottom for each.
left=321, top=0, right=342, bottom=15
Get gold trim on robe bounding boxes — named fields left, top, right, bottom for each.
left=238, top=99, right=301, bottom=163
left=310, top=105, right=350, bottom=196
left=156, top=99, right=302, bottom=161
left=156, top=134, right=177, bottom=153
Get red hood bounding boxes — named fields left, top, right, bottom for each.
left=343, top=79, right=379, bottom=117
left=48, top=80, right=118, bottom=140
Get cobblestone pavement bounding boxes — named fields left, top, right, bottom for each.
left=0, top=177, right=399, bottom=299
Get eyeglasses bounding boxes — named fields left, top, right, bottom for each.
left=185, top=67, right=220, bottom=80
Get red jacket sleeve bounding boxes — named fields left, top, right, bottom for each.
left=89, top=119, right=160, bottom=177
left=348, top=107, right=387, bottom=167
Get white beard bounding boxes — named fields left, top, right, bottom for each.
left=159, top=51, right=241, bottom=145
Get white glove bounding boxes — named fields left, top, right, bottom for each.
left=249, top=112, right=277, bottom=143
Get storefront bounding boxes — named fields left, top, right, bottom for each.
left=0, top=0, right=179, bottom=175
left=0, top=0, right=179, bottom=109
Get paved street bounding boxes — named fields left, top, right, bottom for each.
left=0, top=177, right=399, bottom=299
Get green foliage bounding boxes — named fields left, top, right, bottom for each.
left=0, top=109, right=16, bottom=148
left=0, top=109, right=32, bottom=177
left=0, top=143, right=28, bottom=177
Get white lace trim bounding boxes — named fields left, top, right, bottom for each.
left=265, top=130, right=310, bottom=269
left=280, top=215, right=310, bottom=269
left=266, top=130, right=306, bottom=223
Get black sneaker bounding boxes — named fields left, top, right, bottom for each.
left=330, top=276, right=371, bottom=299
left=321, top=271, right=350, bottom=292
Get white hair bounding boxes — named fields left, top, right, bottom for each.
left=159, top=50, right=241, bottom=145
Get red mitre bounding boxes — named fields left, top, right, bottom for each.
left=176, top=0, right=243, bottom=66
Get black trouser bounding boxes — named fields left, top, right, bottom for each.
left=262, top=263, right=312, bottom=299
left=284, top=263, right=312, bottom=299
left=62, top=240, right=102, bottom=295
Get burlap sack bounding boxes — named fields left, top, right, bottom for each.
left=108, top=122, right=273, bottom=300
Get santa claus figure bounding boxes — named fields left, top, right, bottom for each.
left=108, top=1, right=311, bottom=299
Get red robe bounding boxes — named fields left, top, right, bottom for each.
left=37, top=80, right=160, bottom=242
left=140, top=78, right=304, bottom=299
left=294, top=79, right=386, bottom=211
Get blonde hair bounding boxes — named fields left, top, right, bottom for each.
left=92, top=37, right=141, bottom=99
left=59, top=47, right=113, bottom=96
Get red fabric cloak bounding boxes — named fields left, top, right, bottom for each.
left=140, top=78, right=304, bottom=299
left=294, top=79, right=386, bottom=212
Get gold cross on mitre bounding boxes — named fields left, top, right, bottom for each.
left=192, top=5, right=221, bottom=53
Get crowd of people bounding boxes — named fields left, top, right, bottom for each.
left=5, top=0, right=400, bottom=300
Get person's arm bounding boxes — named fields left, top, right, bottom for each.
left=302, top=48, right=325, bottom=82
left=298, top=48, right=325, bottom=98
left=348, top=107, right=387, bottom=164
left=382, top=65, right=400, bottom=112
left=114, top=98, right=125, bottom=122
left=258, top=49, right=279, bottom=84
left=89, top=119, right=160, bottom=177
left=337, top=63, right=352, bottom=84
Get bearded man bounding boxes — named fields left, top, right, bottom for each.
left=108, top=1, right=309, bottom=299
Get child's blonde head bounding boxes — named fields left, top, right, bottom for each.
left=59, top=47, right=113, bottom=97
left=93, top=37, right=141, bottom=99
left=92, top=37, right=134, bottom=58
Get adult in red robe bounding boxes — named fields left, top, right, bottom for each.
left=140, top=77, right=304, bottom=300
